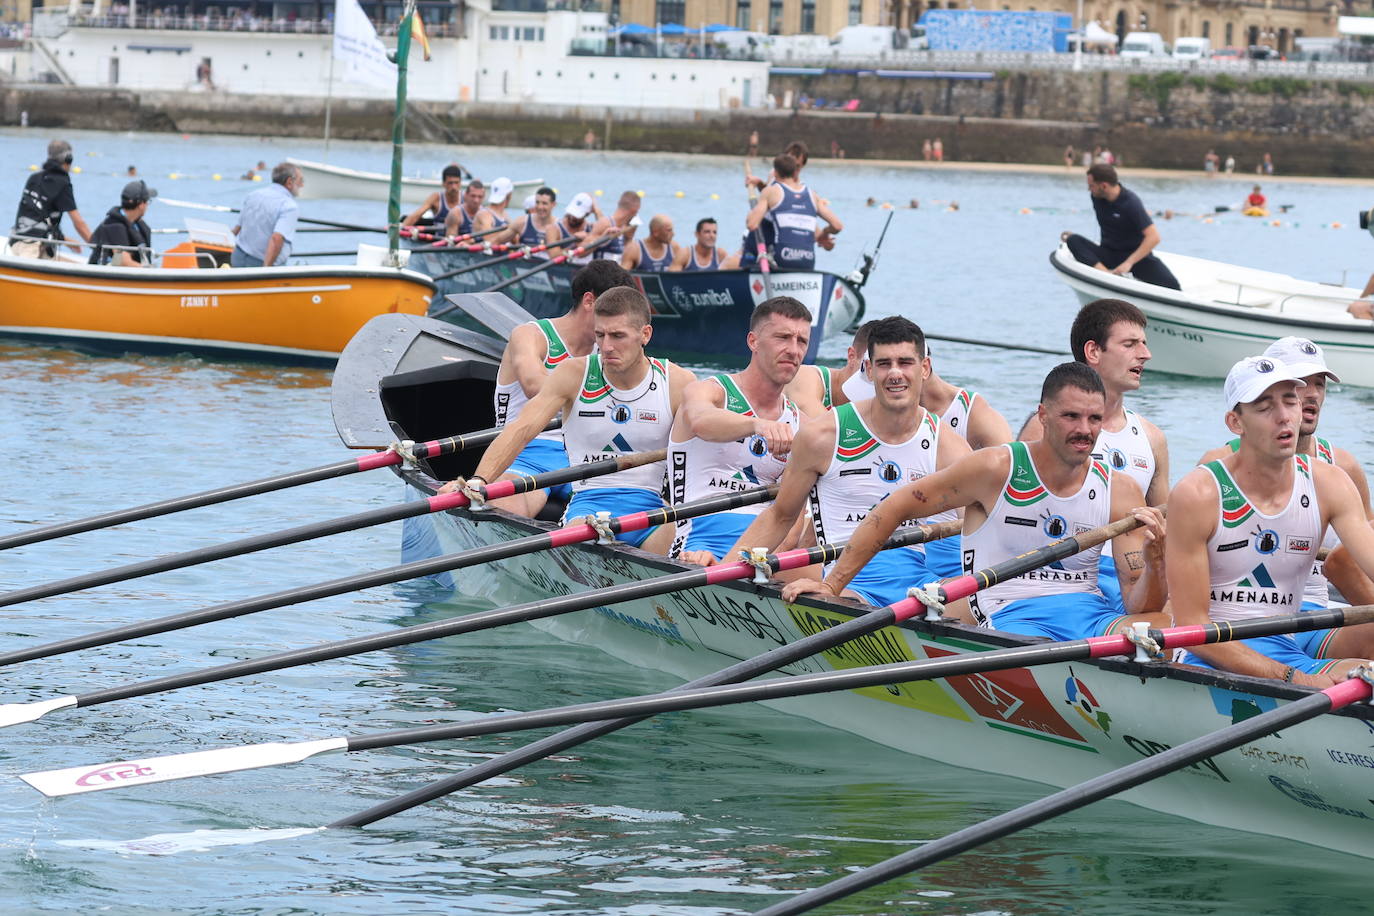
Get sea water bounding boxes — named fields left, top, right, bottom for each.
left=1, top=128, right=1373, bottom=914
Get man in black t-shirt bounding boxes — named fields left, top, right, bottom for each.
left=89, top=180, right=157, bottom=267
left=10, top=139, right=92, bottom=259
left=1064, top=163, right=1180, bottom=290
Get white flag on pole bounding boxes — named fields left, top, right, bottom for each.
left=333, top=0, right=396, bottom=86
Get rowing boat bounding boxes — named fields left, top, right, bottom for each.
left=410, top=247, right=867, bottom=365
left=0, top=240, right=435, bottom=365
left=287, top=158, right=544, bottom=206
left=1050, top=243, right=1374, bottom=386
left=332, top=312, right=1374, bottom=858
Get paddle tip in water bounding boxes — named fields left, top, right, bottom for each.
left=0, top=695, right=75, bottom=729
left=56, top=826, right=323, bottom=856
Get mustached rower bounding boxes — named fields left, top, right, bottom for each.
left=728, top=316, right=972, bottom=604
left=670, top=296, right=813, bottom=565
left=402, top=164, right=464, bottom=230
left=457, top=286, right=695, bottom=552
left=787, top=362, right=1168, bottom=640
left=1168, top=356, right=1374, bottom=687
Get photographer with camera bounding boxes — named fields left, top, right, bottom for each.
left=1351, top=207, right=1374, bottom=320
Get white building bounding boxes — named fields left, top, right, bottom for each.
left=10, top=2, right=769, bottom=109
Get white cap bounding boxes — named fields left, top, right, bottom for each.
left=489, top=177, right=514, bottom=204
left=1262, top=336, right=1340, bottom=383
left=1223, top=355, right=1307, bottom=409
left=565, top=192, right=595, bottom=220
left=522, top=193, right=538, bottom=212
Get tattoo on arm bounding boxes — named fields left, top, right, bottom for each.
left=1124, top=550, right=1145, bottom=572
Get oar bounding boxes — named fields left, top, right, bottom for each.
left=752, top=672, right=1374, bottom=916
left=924, top=332, right=1069, bottom=357
left=0, top=425, right=543, bottom=553
left=430, top=234, right=583, bottom=284
left=405, top=223, right=510, bottom=247
left=0, top=449, right=661, bottom=610
left=12, top=522, right=955, bottom=791
left=34, top=599, right=1374, bottom=800
left=157, top=198, right=385, bottom=233
left=486, top=236, right=616, bottom=294
left=0, top=485, right=780, bottom=670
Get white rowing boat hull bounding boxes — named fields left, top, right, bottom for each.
left=1050, top=245, right=1374, bottom=387
left=288, top=158, right=543, bottom=206
left=405, top=483, right=1374, bottom=858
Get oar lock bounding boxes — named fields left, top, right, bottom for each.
left=1125, top=621, right=1164, bottom=662
left=1349, top=664, right=1374, bottom=698
left=742, top=547, right=772, bottom=584
left=389, top=440, right=422, bottom=470
left=579, top=511, right=617, bottom=545
left=908, top=582, right=946, bottom=622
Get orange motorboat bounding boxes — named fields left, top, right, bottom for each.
left=0, top=239, right=434, bottom=365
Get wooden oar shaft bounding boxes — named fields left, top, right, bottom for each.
left=0, top=482, right=776, bottom=669
left=753, top=676, right=1373, bottom=916
left=0, top=446, right=628, bottom=609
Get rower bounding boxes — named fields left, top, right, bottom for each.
left=468, top=260, right=636, bottom=519
left=1020, top=299, right=1169, bottom=613
left=669, top=296, right=812, bottom=565
left=620, top=214, right=678, bottom=272
left=460, top=286, right=695, bottom=551
left=494, top=186, right=558, bottom=249
left=472, top=177, right=514, bottom=235
left=1168, top=355, right=1374, bottom=686
left=671, top=217, right=738, bottom=271
left=785, top=362, right=1168, bottom=641
left=443, top=179, right=487, bottom=238
left=1196, top=337, right=1374, bottom=614
left=593, top=191, right=642, bottom=262
left=727, top=316, right=972, bottom=602
left=401, top=164, right=463, bottom=229
left=785, top=320, right=876, bottom=416
left=558, top=193, right=613, bottom=265
left=745, top=152, right=842, bottom=272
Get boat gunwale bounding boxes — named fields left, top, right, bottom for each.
left=0, top=252, right=439, bottom=290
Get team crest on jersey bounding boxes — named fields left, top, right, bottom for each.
left=1253, top=527, right=1279, bottom=555
left=1042, top=513, right=1068, bottom=538
left=876, top=458, right=903, bottom=483
left=747, top=435, right=769, bottom=458
left=1106, top=447, right=1127, bottom=471
left=611, top=405, right=632, bottom=424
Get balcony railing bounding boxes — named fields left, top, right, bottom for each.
left=51, top=12, right=464, bottom=36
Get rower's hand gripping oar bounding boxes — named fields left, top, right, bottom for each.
left=0, top=424, right=550, bottom=553
left=486, top=236, right=617, bottom=294
left=0, top=483, right=777, bottom=671
left=0, top=447, right=656, bottom=610
left=15, top=522, right=958, bottom=796
left=430, top=233, right=586, bottom=285
left=752, top=671, right=1374, bottom=916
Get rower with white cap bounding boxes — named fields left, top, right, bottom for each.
left=1168, top=354, right=1374, bottom=686
left=1197, top=337, right=1374, bottom=615
left=472, top=176, right=514, bottom=234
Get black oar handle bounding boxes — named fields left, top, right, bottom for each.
left=431, top=234, right=583, bottom=283
left=486, top=236, right=616, bottom=294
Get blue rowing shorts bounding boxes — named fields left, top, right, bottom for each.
left=988, top=592, right=1126, bottom=642
left=923, top=534, right=963, bottom=580
left=679, top=512, right=752, bottom=562
left=509, top=438, right=572, bottom=502
left=1179, top=631, right=1339, bottom=677
left=846, top=547, right=936, bottom=608
left=563, top=487, right=665, bottom=549
left=1293, top=600, right=1342, bottom=659
left=1096, top=554, right=1126, bottom=615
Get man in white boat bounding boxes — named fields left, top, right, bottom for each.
left=1196, top=337, right=1374, bottom=617
left=724, top=317, right=973, bottom=603
left=458, top=286, right=696, bottom=551
left=592, top=190, right=642, bottom=263
left=785, top=320, right=876, bottom=415
left=10, top=138, right=92, bottom=259
left=1168, top=355, right=1374, bottom=687
left=454, top=260, right=637, bottom=519
left=88, top=180, right=157, bottom=267
left=231, top=162, right=302, bottom=268
left=442, top=178, right=487, bottom=238
left=1064, top=164, right=1180, bottom=290
left=401, top=164, right=464, bottom=230
left=1020, top=299, right=1170, bottom=613
left=471, top=177, right=514, bottom=235
left=784, top=362, right=1169, bottom=640
left=745, top=152, right=843, bottom=272
left=670, top=296, right=814, bottom=565
left=620, top=214, right=679, bottom=272
left=669, top=217, right=739, bottom=272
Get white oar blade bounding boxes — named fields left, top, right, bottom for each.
left=0, top=695, right=77, bottom=729
left=58, top=826, right=323, bottom=856
left=20, top=737, right=348, bottom=797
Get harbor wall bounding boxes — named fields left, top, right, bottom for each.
left=5, top=71, right=1374, bottom=177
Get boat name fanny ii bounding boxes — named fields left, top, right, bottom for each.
left=180, top=295, right=220, bottom=309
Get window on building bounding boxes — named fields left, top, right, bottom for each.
left=1202, top=20, right=1210, bottom=38
left=523, top=26, right=537, bottom=39
left=489, top=24, right=498, bottom=38
left=848, top=0, right=861, bottom=26
left=1225, top=22, right=1233, bottom=45
left=801, top=0, right=815, bottom=33
left=657, top=0, right=685, bottom=25
left=768, top=0, right=783, bottom=33
left=736, top=0, right=751, bottom=29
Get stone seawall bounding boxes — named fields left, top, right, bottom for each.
left=4, top=76, right=1374, bottom=177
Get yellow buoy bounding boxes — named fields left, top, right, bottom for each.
left=169, top=172, right=180, bottom=180
left=212, top=173, right=222, bottom=181
left=709, top=192, right=719, bottom=200
left=636, top=190, right=645, bottom=197
left=71, top=165, right=82, bottom=173
left=674, top=190, right=685, bottom=198
left=28, top=164, right=37, bottom=171
left=252, top=174, right=262, bottom=181
left=594, top=189, right=603, bottom=196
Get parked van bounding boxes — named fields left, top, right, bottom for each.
left=1119, top=32, right=1169, bottom=58
left=830, top=25, right=909, bottom=55
left=1172, top=36, right=1212, bottom=60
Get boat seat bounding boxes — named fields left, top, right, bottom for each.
left=1213, top=277, right=1279, bottom=308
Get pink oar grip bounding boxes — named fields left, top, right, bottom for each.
left=355, top=451, right=402, bottom=472
left=1324, top=677, right=1372, bottom=709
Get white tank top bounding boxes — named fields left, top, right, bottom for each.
left=668, top=375, right=799, bottom=552
left=808, top=403, right=951, bottom=572
left=1092, top=407, right=1154, bottom=495
left=562, top=354, right=673, bottom=494
left=493, top=319, right=569, bottom=444
left=938, top=388, right=979, bottom=441
left=1203, top=457, right=1320, bottom=623
left=964, top=441, right=1114, bottom=625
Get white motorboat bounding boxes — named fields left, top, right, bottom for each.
left=288, top=158, right=544, bottom=206
left=1050, top=244, right=1374, bottom=386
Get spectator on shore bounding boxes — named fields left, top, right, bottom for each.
left=1204, top=149, right=1220, bottom=175
left=922, top=138, right=932, bottom=161
left=583, top=129, right=597, bottom=151
left=1064, top=145, right=1076, bottom=168
left=748, top=130, right=759, bottom=157
left=932, top=137, right=944, bottom=161
left=1224, top=154, right=1236, bottom=173
left=1261, top=152, right=1275, bottom=175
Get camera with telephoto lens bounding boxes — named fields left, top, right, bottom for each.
left=1361, top=207, right=1374, bottom=238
